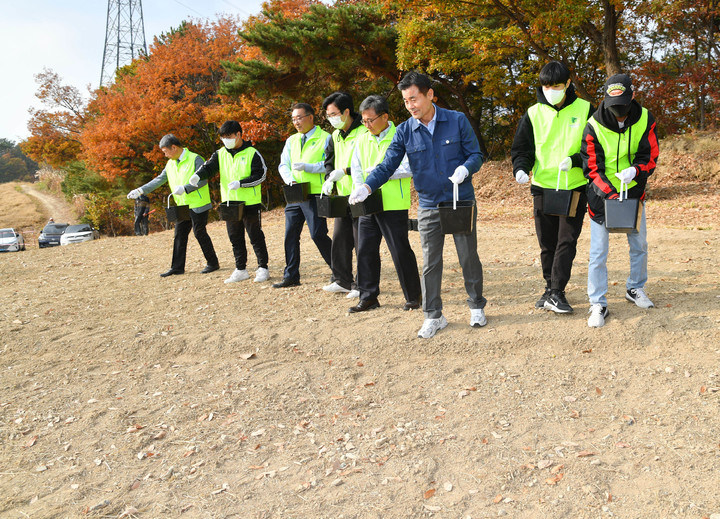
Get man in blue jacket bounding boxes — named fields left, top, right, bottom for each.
left=350, top=71, right=487, bottom=338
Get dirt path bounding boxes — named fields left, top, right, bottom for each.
left=20, top=183, right=75, bottom=224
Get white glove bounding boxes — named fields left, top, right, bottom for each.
left=327, top=169, right=344, bottom=182
left=448, top=165, right=469, bottom=184
left=292, top=162, right=308, bottom=172
left=189, top=173, right=200, bottom=187
left=127, top=188, right=143, bottom=199
left=515, top=170, right=529, bottom=184
left=228, top=180, right=241, bottom=190
left=558, top=157, right=572, bottom=172
left=321, top=179, right=334, bottom=196
left=615, top=167, right=636, bottom=184
left=172, top=185, right=186, bottom=196
left=349, top=184, right=371, bottom=205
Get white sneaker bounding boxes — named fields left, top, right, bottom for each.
left=346, top=289, right=360, bottom=299
left=224, top=269, right=249, bottom=284
left=254, top=267, right=269, bottom=282
left=587, top=304, right=609, bottom=328
left=626, top=288, right=654, bottom=308
left=323, top=282, right=350, bottom=293
left=470, top=308, right=487, bottom=327
left=417, top=315, right=448, bottom=339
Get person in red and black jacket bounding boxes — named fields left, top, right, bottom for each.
left=581, top=73, right=660, bottom=328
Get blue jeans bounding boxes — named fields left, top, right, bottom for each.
left=282, top=197, right=332, bottom=281
left=588, top=205, right=648, bottom=306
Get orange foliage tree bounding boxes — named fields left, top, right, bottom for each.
left=20, top=69, right=86, bottom=167
left=80, top=17, right=274, bottom=184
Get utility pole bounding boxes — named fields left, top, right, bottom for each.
left=100, top=0, right=148, bottom=86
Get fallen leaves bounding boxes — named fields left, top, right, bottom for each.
left=545, top=472, right=564, bottom=485
left=423, top=488, right=436, bottom=499
left=24, top=435, right=38, bottom=448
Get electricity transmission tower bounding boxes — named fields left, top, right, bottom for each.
left=100, top=0, right=148, bottom=86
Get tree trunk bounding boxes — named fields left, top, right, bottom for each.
left=603, top=0, right=623, bottom=75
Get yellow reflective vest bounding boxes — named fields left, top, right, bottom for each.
left=218, top=146, right=262, bottom=204
left=166, top=149, right=210, bottom=209
left=355, top=123, right=411, bottom=211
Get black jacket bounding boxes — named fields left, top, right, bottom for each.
left=581, top=100, right=659, bottom=223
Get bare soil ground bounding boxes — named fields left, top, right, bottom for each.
left=1, top=134, right=719, bottom=519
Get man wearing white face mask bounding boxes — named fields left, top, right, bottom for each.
left=320, top=92, right=368, bottom=298
left=511, top=61, right=594, bottom=314
left=191, top=121, right=270, bottom=284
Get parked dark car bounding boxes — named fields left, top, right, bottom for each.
left=38, top=223, right=69, bottom=248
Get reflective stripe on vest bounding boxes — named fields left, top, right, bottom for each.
left=588, top=107, right=649, bottom=192
left=333, top=125, right=368, bottom=196
left=355, top=122, right=411, bottom=211
left=166, top=149, right=210, bottom=209
left=289, top=128, right=330, bottom=194
left=218, top=146, right=261, bottom=204
left=527, top=98, right=591, bottom=190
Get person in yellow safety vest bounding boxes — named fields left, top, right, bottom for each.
left=189, top=121, right=270, bottom=284
left=511, top=61, right=594, bottom=314
left=320, top=92, right=368, bottom=299
left=272, top=103, right=333, bottom=288
left=581, top=73, right=659, bottom=328
left=347, top=94, right=422, bottom=313
left=127, top=134, right=219, bottom=277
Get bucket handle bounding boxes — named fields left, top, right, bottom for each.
left=556, top=167, right=569, bottom=191
left=618, top=181, right=628, bottom=202
left=453, top=181, right=458, bottom=210
left=166, top=194, right=173, bottom=208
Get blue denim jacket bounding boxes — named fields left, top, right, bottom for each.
left=365, top=106, right=483, bottom=208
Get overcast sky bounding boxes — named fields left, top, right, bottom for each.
left=0, top=0, right=268, bottom=143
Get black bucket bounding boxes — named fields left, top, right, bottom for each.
left=349, top=190, right=383, bottom=217
left=283, top=182, right=310, bottom=204
left=542, top=188, right=580, bottom=217
left=604, top=198, right=641, bottom=233
left=218, top=201, right=245, bottom=221
left=437, top=200, right=476, bottom=234
left=317, top=195, right=349, bottom=218
left=408, top=218, right=419, bottom=231
left=165, top=195, right=190, bottom=223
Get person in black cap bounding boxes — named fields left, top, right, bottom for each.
left=581, top=73, right=660, bottom=328
left=134, top=194, right=150, bottom=235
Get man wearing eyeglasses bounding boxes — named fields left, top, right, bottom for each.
left=319, top=92, right=368, bottom=299
left=347, top=94, right=421, bottom=313
left=272, top=103, right=333, bottom=288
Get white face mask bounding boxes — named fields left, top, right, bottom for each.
left=328, top=115, right=345, bottom=129
left=543, top=87, right=566, bottom=106
left=221, top=137, right=237, bottom=149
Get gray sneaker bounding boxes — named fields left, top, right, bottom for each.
left=417, top=315, right=448, bottom=339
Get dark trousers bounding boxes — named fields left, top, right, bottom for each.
left=357, top=210, right=421, bottom=304
left=134, top=215, right=148, bottom=236
left=330, top=213, right=359, bottom=290
left=171, top=209, right=219, bottom=271
left=283, top=197, right=332, bottom=281
left=533, top=191, right=587, bottom=292
left=226, top=203, right=268, bottom=270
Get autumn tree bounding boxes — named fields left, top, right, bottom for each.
left=0, top=139, right=38, bottom=183
left=20, top=69, right=86, bottom=167
left=633, top=0, right=720, bottom=133
left=80, top=17, right=253, bottom=184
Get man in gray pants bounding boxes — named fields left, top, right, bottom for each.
left=350, top=72, right=486, bottom=338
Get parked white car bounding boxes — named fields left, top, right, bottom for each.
left=0, top=228, right=25, bottom=252
left=60, top=224, right=100, bottom=246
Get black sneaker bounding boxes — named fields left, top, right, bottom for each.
left=544, top=290, right=574, bottom=314
left=535, top=288, right=552, bottom=309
